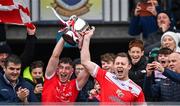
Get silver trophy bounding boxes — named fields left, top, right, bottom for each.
left=61, top=15, right=90, bottom=46
left=47, top=6, right=90, bottom=46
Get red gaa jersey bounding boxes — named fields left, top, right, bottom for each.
left=92, top=66, right=145, bottom=103
left=42, top=74, right=79, bottom=102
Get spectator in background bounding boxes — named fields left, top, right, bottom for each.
left=80, top=26, right=145, bottom=104
left=161, top=31, right=180, bottom=52
left=23, top=60, right=44, bottom=102
left=72, top=58, right=94, bottom=102
left=42, top=36, right=90, bottom=102
left=100, top=53, right=115, bottom=74
left=154, top=47, right=173, bottom=83
left=88, top=80, right=100, bottom=102
left=128, top=39, right=147, bottom=89
left=144, top=11, right=175, bottom=55
left=157, top=52, right=180, bottom=83
left=144, top=52, right=180, bottom=101
left=0, top=23, right=37, bottom=75
left=87, top=52, right=115, bottom=102
left=0, top=54, right=37, bottom=104
left=129, top=0, right=160, bottom=39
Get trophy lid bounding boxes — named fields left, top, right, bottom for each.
left=74, top=18, right=88, bottom=32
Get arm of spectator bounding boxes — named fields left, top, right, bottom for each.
left=0, top=23, right=7, bottom=42
left=162, top=68, right=180, bottom=82
left=45, top=37, right=65, bottom=78
left=128, top=16, right=142, bottom=36
left=128, top=3, right=142, bottom=36
left=144, top=63, right=160, bottom=98
left=134, top=2, right=141, bottom=16
left=20, top=25, right=37, bottom=74
left=80, top=27, right=97, bottom=77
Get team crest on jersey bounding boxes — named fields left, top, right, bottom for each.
left=51, top=0, right=92, bottom=17
left=116, top=89, right=124, bottom=97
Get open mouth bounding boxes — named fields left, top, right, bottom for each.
left=60, top=74, right=68, bottom=78
left=117, top=68, right=123, bottom=74
left=160, top=61, right=166, bottom=64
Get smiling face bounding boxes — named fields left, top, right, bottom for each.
left=113, top=56, right=131, bottom=81
left=128, top=47, right=144, bottom=65
left=57, top=63, right=73, bottom=83
left=161, top=35, right=176, bottom=51
left=4, top=62, right=21, bottom=84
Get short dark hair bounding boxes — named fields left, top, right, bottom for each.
left=30, top=60, right=44, bottom=73
left=4, top=54, right=21, bottom=68
left=115, top=52, right=132, bottom=65
left=158, top=47, right=173, bottom=55
left=59, top=57, right=73, bottom=66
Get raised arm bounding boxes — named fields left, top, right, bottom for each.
left=76, top=27, right=95, bottom=89
left=80, top=27, right=97, bottom=76
left=20, top=25, right=37, bottom=74
left=45, top=37, right=65, bottom=78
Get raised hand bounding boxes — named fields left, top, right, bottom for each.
left=134, top=2, right=142, bottom=16
left=34, top=84, right=43, bottom=94
left=26, top=23, right=36, bottom=35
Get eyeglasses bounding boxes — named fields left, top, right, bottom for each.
left=75, top=67, right=85, bottom=71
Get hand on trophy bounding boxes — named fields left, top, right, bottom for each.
left=58, top=15, right=91, bottom=49
left=47, top=6, right=91, bottom=49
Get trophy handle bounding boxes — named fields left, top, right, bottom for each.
left=46, top=6, right=67, bottom=26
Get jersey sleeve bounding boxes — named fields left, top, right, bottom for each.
left=136, top=90, right=145, bottom=103
left=94, top=67, right=107, bottom=85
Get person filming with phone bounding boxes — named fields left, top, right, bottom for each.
left=144, top=52, right=180, bottom=102
left=23, top=60, right=44, bottom=102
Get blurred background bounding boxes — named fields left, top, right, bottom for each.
left=5, top=0, right=179, bottom=65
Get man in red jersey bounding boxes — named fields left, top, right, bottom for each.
left=80, top=26, right=145, bottom=104
left=42, top=33, right=91, bottom=102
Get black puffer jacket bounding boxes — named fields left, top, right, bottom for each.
left=129, top=55, right=148, bottom=89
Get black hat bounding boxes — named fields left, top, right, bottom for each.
left=0, top=41, right=12, bottom=54
left=157, top=10, right=171, bottom=20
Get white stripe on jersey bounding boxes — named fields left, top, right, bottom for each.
left=105, top=72, right=141, bottom=97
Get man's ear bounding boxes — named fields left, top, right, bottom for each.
left=128, top=50, right=131, bottom=55
left=3, top=67, right=6, bottom=71
left=141, top=50, right=144, bottom=56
